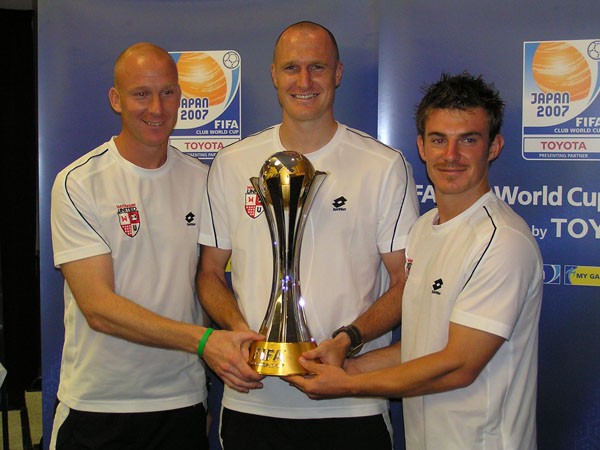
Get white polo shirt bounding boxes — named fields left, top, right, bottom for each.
left=402, top=192, right=543, bottom=449
left=199, top=123, right=419, bottom=419
left=51, top=138, right=208, bottom=412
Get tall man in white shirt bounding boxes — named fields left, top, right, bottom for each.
left=197, top=21, right=418, bottom=450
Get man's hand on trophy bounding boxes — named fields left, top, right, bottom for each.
left=283, top=357, right=351, bottom=400
left=201, top=329, right=266, bottom=393
left=302, top=336, right=348, bottom=368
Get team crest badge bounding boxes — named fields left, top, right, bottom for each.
left=245, top=185, right=264, bottom=219
left=117, top=203, right=141, bottom=237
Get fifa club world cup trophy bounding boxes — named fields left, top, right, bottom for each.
left=248, top=151, right=327, bottom=375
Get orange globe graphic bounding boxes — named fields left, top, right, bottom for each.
left=532, top=42, right=591, bottom=101
left=177, top=53, right=226, bottom=105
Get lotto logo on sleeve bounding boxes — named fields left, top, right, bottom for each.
left=564, top=265, right=600, bottom=286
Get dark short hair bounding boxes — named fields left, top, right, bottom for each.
left=416, top=72, right=505, bottom=141
left=273, top=21, right=340, bottom=62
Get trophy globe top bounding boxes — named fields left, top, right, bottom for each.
left=259, top=151, right=316, bottom=204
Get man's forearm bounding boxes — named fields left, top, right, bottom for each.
left=197, top=270, right=250, bottom=331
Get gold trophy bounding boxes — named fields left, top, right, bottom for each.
left=248, top=151, right=327, bottom=375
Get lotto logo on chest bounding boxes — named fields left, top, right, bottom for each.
left=117, top=203, right=141, bottom=237
left=245, top=185, right=264, bottom=219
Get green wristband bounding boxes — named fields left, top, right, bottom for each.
left=197, top=328, right=214, bottom=358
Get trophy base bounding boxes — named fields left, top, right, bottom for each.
left=248, top=341, right=317, bottom=376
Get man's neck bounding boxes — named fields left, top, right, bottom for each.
left=278, top=119, right=338, bottom=154
left=114, top=135, right=168, bottom=169
left=436, top=188, right=490, bottom=224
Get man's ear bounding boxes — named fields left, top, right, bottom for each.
left=488, top=134, right=504, bottom=162
left=417, top=135, right=426, bottom=161
left=108, top=87, right=122, bottom=114
left=270, top=64, right=278, bottom=89
left=335, top=61, right=343, bottom=88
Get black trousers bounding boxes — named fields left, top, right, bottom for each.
left=220, top=407, right=393, bottom=450
left=55, top=403, right=209, bottom=450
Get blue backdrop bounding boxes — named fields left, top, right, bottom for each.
left=38, top=1, right=600, bottom=449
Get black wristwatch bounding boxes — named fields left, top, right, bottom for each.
left=332, top=324, right=364, bottom=358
